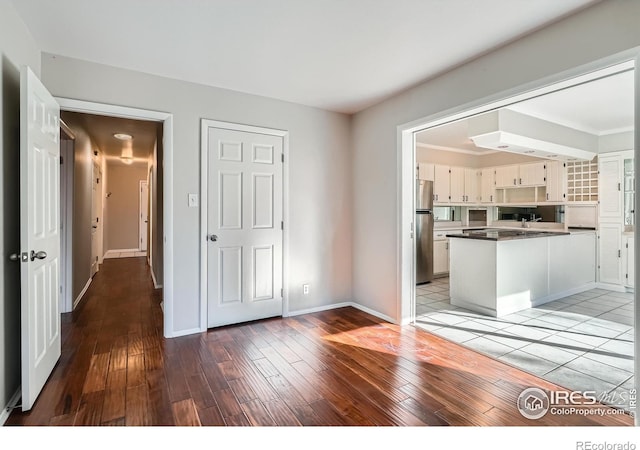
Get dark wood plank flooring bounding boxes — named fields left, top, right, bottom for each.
left=6, top=257, right=633, bottom=426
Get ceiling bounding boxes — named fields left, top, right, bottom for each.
left=62, top=112, right=161, bottom=162
left=416, top=68, right=635, bottom=156
left=10, top=0, right=599, bottom=114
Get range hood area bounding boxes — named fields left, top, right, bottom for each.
left=468, top=108, right=598, bottom=161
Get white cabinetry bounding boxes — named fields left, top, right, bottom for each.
left=599, top=154, right=624, bottom=220
left=495, top=165, right=519, bottom=188
left=433, top=164, right=450, bottom=203
left=480, top=168, right=495, bottom=203
left=519, top=162, right=546, bottom=187
left=464, top=168, right=479, bottom=203
left=624, top=235, right=634, bottom=288
left=449, top=166, right=465, bottom=203
left=545, top=160, right=567, bottom=202
left=433, top=230, right=450, bottom=275
left=433, top=240, right=449, bottom=275
left=598, top=223, right=623, bottom=286
left=418, top=162, right=434, bottom=181
left=597, top=151, right=633, bottom=290
left=566, top=158, right=598, bottom=202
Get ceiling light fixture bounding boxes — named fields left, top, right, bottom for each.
left=120, top=143, right=134, bottom=164
left=113, top=133, right=133, bottom=141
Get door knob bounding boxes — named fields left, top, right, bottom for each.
left=209, top=235, right=218, bottom=242
left=30, top=250, right=47, bottom=261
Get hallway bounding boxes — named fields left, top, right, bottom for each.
left=6, top=258, right=633, bottom=426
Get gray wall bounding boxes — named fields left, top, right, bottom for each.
left=61, top=116, right=97, bottom=303
left=0, top=0, right=41, bottom=416
left=105, top=161, right=149, bottom=250
left=41, top=54, right=353, bottom=335
left=351, top=0, right=640, bottom=320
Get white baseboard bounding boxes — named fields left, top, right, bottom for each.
left=167, top=327, right=204, bottom=338
left=0, top=388, right=21, bottom=426
left=150, top=269, right=163, bottom=289
left=73, top=277, right=92, bottom=309
left=595, top=282, right=627, bottom=293
left=104, top=248, right=145, bottom=259
left=286, top=301, right=396, bottom=324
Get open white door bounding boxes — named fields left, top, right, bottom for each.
left=19, top=66, right=61, bottom=411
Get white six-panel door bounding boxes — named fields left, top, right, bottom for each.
left=204, top=124, right=284, bottom=328
left=20, top=66, right=61, bottom=411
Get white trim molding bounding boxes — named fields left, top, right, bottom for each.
left=56, top=97, right=175, bottom=339
left=200, top=119, right=289, bottom=332
left=0, top=388, right=21, bottom=426
left=287, top=302, right=396, bottom=324
left=74, top=278, right=93, bottom=309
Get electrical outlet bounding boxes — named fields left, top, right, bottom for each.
left=303, top=284, right=309, bottom=295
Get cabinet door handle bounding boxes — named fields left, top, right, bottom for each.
left=513, top=178, right=516, bottom=185
left=546, top=193, right=549, bottom=200
left=618, top=249, right=621, bottom=258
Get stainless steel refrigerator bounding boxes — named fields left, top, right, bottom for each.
left=416, top=180, right=434, bottom=284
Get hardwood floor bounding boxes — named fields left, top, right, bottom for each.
left=6, top=257, right=633, bottom=426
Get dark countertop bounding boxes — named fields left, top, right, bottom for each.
left=445, top=228, right=570, bottom=241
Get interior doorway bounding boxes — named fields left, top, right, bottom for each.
left=58, top=109, right=166, bottom=317
left=399, top=58, right=637, bottom=418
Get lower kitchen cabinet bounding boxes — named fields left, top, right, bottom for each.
left=598, top=223, right=623, bottom=286
left=434, top=239, right=449, bottom=275
left=624, top=235, right=634, bottom=288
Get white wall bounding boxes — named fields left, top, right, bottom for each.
left=41, top=55, right=353, bottom=335
left=0, top=0, right=41, bottom=420
left=351, top=0, right=640, bottom=320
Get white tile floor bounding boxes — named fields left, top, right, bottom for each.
left=415, top=276, right=635, bottom=411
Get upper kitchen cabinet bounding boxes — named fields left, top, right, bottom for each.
left=418, top=162, right=435, bottom=181
left=464, top=168, right=479, bottom=203
left=433, top=164, right=450, bottom=203
left=494, top=165, right=519, bottom=188
left=434, top=165, right=479, bottom=204
left=449, top=166, right=465, bottom=203
left=495, top=162, right=546, bottom=189
left=519, top=162, right=546, bottom=187
left=479, top=168, right=496, bottom=203
left=545, top=160, right=567, bottom=202
left=599, top=151, right=631, bottom=220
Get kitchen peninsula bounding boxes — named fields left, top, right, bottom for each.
left=446, top=229, right=596, bottom=317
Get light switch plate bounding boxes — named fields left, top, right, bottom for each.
left=188, top=193, right=199, bottom=207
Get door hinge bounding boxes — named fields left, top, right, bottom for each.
left=281, top=221, right=284, bottom=230
left=281, top=288, right=283, bottom=297
left=618, top=249, right=621, bottom=258
left=281, top=153, right=284, bottom=163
